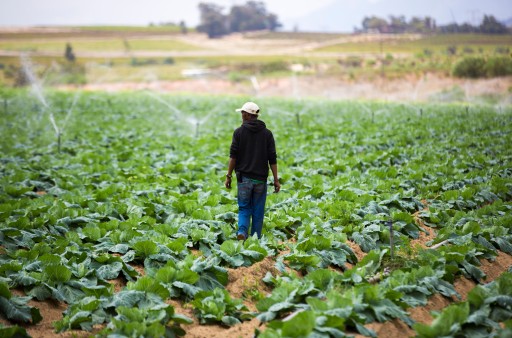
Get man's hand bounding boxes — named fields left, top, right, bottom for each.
left=225, top=177, right=232, bottom=189
left=273, top=180, right=281, bottom=193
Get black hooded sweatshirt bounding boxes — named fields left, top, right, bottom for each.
left=229, top=119, right=277, bottom=181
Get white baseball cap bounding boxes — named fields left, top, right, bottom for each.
left=235, top=102, right=260, bottom=115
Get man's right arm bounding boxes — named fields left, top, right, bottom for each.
left=225, top=158, right=236, bottom=189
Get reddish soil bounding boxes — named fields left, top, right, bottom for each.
left=356, top=250, right=512, bottom=338
left=352, top=203, right=512, bottom=338
left=2, top=214, right=511, bottom=338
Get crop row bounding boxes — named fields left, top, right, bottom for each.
left=0, top=90, right=511, bottom=337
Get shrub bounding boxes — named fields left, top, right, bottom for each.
left=163, top=57, right=175, bottom=65
left=260, top=61, right=288, bottom=73
left=495, top=46, right=510, bottom=54
left=446, top=45, right=457, bottom=56
left=338, top=56, right=362, bottom=68
left=452, top=56, right=486, bottom=78
left=485, top=56, right=512, bottom=77
left=463, top=46, right=474, bottom=54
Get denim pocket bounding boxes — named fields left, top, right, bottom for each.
left=253, top=182, right=266, bottom=194
left=237, top=180, right=252, bottom=204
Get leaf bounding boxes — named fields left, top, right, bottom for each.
left=0, top=283, right=11, bottom=299
left=105, top=290, right=146, bottom=309
left=57, top=284, right=85, bottom=304
left=414, top=302, right=469, bottom=338
left=127, top=276, right=170, bottom=299
left=493, top=237, right=512, bottom=255
left=43, top=265, right=72, bottom=283
left=305, top=269, right=339, bottom=290
left=0, top=325, right=31, bottom=338
left=221, top=315, right=241, bottom=326
left=281, top=310, right=316, bottom=337
left=96, top=261, right=123, bottom=280
left=132, top=240, right=159, bottom=258
left=0, top=296, right=42, bottom=324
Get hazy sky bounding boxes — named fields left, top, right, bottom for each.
left=0, top=0, right=333, bottom=27
left=1, top=0, right=510, bottom=32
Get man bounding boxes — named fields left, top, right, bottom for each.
left=225, top=101, right=280, bottom=240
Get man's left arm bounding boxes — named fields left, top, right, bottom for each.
left=270, top=163, right=280, bottom=193
left=268, top=131, right=280, bottom=193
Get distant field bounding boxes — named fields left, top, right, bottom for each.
left=0, top=26, right=190, bottom=40
left=1, top=29, right=511, bottom=87
left=315, top=34, right=512, bottom=54
left=0, top=38, right=204, bottom=53
left=246, top=31, right=348, bottom=41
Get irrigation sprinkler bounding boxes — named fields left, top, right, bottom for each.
left=388, top=218, right=394, bottom=260
left=146, top=90, right=213, bottom=138
left=270, top=107, right=303, bottom=127
left=3, top=98, right=7, bottom=114
left=358, top=103, right=375, bottom=123
left=402, top=103, right=422, bottom=118
left=20, top=54, right=81, bottom=153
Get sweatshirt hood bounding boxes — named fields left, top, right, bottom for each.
left=242, top=119, right=266, bottom=133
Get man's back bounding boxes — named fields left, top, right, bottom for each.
left=230, top=119, right=276, bottom=181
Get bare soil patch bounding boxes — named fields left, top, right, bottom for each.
left=69, top=74, right=512, bottom=104
left=226, top=256, right=278, bottom=299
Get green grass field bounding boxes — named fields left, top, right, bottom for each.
left=315, top=33, right=512, bottom=54
left=0, top=38, right=204, bottom=53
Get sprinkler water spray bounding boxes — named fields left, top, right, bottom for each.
left=146, top=91, right=212, bottom=138
left=20, top=54, right=80, bottom=153
left=250, top=76, right=260, bottom=96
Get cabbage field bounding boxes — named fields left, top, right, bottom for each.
left=0, top=89, right=511, bottom=338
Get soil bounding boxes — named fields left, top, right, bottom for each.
left=2, top=200, right=511, bottom=338
left=2, top=248, right=511, bottom=338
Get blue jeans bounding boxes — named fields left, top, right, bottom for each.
left=237, top=176, right=267, bottom=238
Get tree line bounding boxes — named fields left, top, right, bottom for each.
left=195, top=1, right=509, bottom=38
left=197, top=1, right=281, bottom=38
left=358, top=14, right=509, bottom=34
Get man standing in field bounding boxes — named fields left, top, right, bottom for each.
left=225, top=101, right=280, bottom=240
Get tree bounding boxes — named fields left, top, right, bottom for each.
left=362, top=16, right=388, bottom=33
left=228, top=1, right=281, bottom=33
left=64, top=43, right=75, bottom=62
left=197, top=2, right=228, bottom=38
left=388, top=15, right=407, bottom=33
left=480, top=15, right=507, bottom=34
left=179, top=20, right=188, bottom=34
